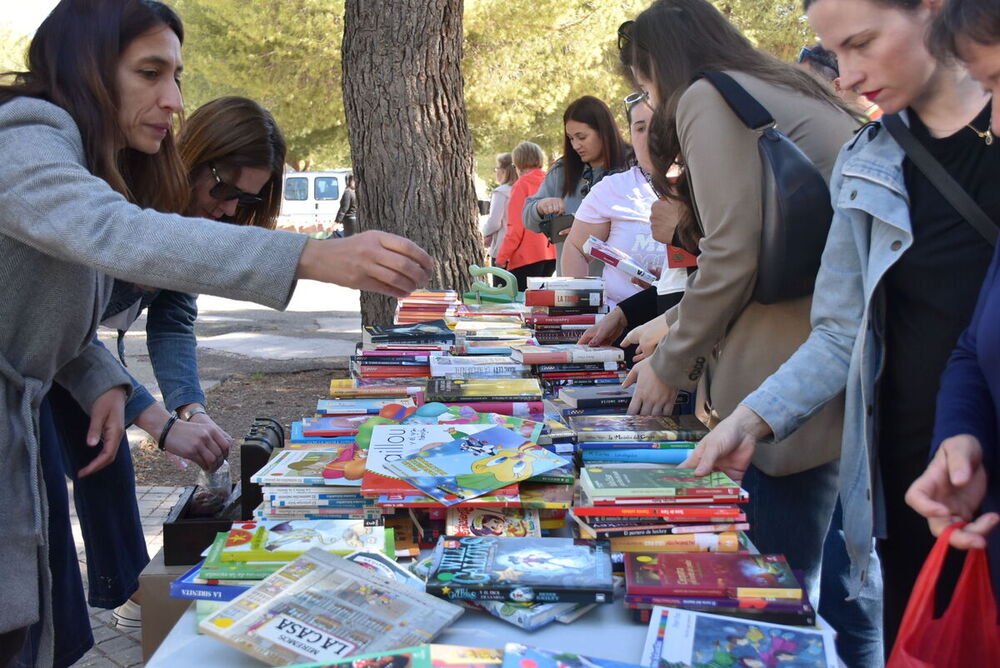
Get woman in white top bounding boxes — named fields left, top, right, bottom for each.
left=560, top=96, right=668, bottom=308
left=480, top=152, right=517, bottom=262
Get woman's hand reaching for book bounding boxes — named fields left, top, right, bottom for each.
left=79, top=385, right=127, bottom=478
left=906, top=434, right=999, bottom=550
left=622, top=358, right=678, bottom=415
left=621, top=316, right=669, bottom=362
left=298, top=231, right=434, bottom=298
left=680, top=405, right=770, bottom=483
left=578, top=307, right=626, bottom=346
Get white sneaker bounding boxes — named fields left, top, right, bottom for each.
left=111, top=598, right=142, bottom=629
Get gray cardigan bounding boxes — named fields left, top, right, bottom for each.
left=0, top=97, right=308, bottom=659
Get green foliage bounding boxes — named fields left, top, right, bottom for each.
left=168, top=0, right=813, bottom=175
left=0, top=26, right=29, bottom=74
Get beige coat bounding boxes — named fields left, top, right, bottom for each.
left=648, top=72, right=858, bottom=476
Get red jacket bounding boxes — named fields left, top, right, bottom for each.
left=494, top=168, right=555, bottom=270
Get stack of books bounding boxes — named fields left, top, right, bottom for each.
left=394, top=289, right=462, bottom=324
left=511, top=343, right=624, bottom=399
left=624, top=552, right=816, bottom=627
left=315, top=396, right=415, bottom=416
left=428, top=353, right=531, bottom=379
left=571, top=464, right=749, bottom=553
left=424, top=377, right=544, bottom=416
left=570, top=414, right=707, bottom=464
left=523, top=277, right=607, bottom=345
left=350, top=349, right=432, bottom=379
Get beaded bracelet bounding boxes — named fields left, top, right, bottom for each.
left=158, top=415, right=179, bottom=451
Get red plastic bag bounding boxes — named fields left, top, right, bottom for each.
left=887, top=523, right=1000, bottom=667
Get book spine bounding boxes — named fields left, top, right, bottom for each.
left=525, top=315, right=600, bottom=325
left=443, top=401, right=545, bottom=416
left=169, top=581, right=249, bottom=602
left=536, top=362, right=618, bottom=372
left=575, top=429, right=706, bottom=442
left=572, top=506, right=743, bottom=518
left=524, top=290, right=605, bottom=307
left=609, top=532, right=740, bottom=552
left=431, top=364, right=528, bottom=376
left=566, top=397, right=631, bottom=410
left=578, top=441, right=696, bottom=450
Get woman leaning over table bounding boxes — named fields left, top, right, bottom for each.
left=37, top=96, right=290, bottom=649
left=0, top=0, right=431, bottom=663
left=685, top=0, right=999, bottom=654
left=522, top=96, right=629, bottom=272
left=615, top=0, right=879, bottom=662
left=905, top=0, right=1000, bottom=614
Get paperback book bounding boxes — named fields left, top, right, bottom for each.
left=639, top=606, right=838, bottom=668
left=445, top=508, right=542, bottom=537
left=582, top=235, right=660, bottom=285
left=502, top=643, right=642, bottom=668
left=424, top=535, right=615, bottom=603
left=366, top=319, right=456, bottom=344
left=218, top=519, right=389, bottom=562
left=511, top=344, right=624, bottom=365
left=384, top=425, right=569, bottom=505
left=286, top=644, right=505, bottom=668
left=624, top=553, right=802, bottom=599
left=199, top=548, right=464, bottom=666
left=558, top=385, right=634, bottom=409
left=252, top=449, right=365, bottom=487
left=425, top=378, right=542, bottom=403
left=569, top=414, right=709, bottom=442
left=316, top=398, right=416, bottom=415
left=580, top=466, right=741, bottom=500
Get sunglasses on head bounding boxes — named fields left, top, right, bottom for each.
left=617, top=20, right=634, bottom=52
left=797, top=46, right=816, bottom=65
left=624, top=90, right=649, bottom=116
left=209, top=163, right=264, bottom=206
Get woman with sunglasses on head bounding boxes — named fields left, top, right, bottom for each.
left=35, top=96, right=289, bottom=648
left=905, top=0, right=1000, bottom=612
left=560, top=94, right=668, bottom=310
left=480, top=153, right=518, bottom=265
left=686, top=0, right=999, bottom=654
left=616, top=1, right=882, bottom=664
left=0, top=1, right=432, bottom=662
left=522, top=95, right=630, bottom=272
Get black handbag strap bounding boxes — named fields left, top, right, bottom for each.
left=883, top=113, right=997, bottom=246
left=695, top=71, right=774, bottom=130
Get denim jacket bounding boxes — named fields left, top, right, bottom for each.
left=102, top=280, right=203, bottom=425
left=742, top=116, right=913, bottom=599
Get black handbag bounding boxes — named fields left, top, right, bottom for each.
left=695, top=72, right=834, bottom=304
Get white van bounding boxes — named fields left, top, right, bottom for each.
left=277, top=169, right=352, bottom=233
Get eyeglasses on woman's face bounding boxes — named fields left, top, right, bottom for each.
left=209, top=163, right=264, bottom=205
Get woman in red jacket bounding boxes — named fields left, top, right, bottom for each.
left=495, top=142, right=556, bottom=290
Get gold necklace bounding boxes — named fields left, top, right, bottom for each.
left=967, top=113, right=994, bottom=146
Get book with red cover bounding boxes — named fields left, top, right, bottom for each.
left=624, top=553, right=801, bottom=599
left=572, top=504, right=744, bottom=519
left=524, top=289, right=605, bottom=307
left=511, top=344, right=623, bottom=365
left=582, top=235, right=659, bottom=285
left=666, top=244, right=698, bottom=268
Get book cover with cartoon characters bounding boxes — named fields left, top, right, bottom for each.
left=219, top=519, right=389, bottom=562
left=384, top=426, right=569, bottom=506
left=445, top=508, right=541, bottom=538
left=253, top=448, right=367, bottom=486
left=639, top=606, right=838, bottom=668
left=424, top=535, right=615, bottom=603
left=502, top=642, right=643, bottom=668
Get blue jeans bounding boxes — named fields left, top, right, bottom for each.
left=820, top=502, right=884, bottom=668
left=742, top=461, right=883, bottom=668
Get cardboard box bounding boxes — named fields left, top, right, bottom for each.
left=139, top=547, right=194, bottom=663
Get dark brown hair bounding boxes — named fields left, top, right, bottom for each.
left=177, top=96, right=286, bottom=229
left=560, top=96, right=628, bottom=198
left=629, top=0, right=852, bottom=251
left=928, top=0, right=1000, bottom=61
left=0, top=0, right=188, bottom=213
left=803, top=0, right=920, bottom=10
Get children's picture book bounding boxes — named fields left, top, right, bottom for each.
left=581, top=466, right=741, bottom=500
left=384, top=426, right=569, bottom=506
left=401, top=405, right=544, bottom=442
left=342, top=550, right=425, bottom=591
left=376, top=491, right=521, bottom=510
left=200, top=548, right=464, bottom=666
left=445, top=508, right=542, bottom=537
left=362, top=423, right=496, bottom=496
left=199, top=532, right=283, bottom=581
left=316, top=398, right=416, bottom=415
left=252, top=448, right=366, bottom=486
left=502, top=642, right=643, bottom=668
left=425, top=378, right=542, bottom=403
left=558, top=385, right=634, bottom=409
left=425, top=535, right=615, bottom=603
left=218, top=519, right=389, bottom=562
left=624, top=553, right=802, bottom=599
left=511, top=344, right=624, bottom=365
left=519, top=482, right=574, bottom=509
left=300, top=415, right=373, bottom=437
left=569, top=414, right=709, bottom=442
left=640, top=606, right=838, bottom=668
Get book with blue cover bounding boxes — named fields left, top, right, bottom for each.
left=384, top=425, right=570, bottom=506
left=502, top=643, right=642, bottom=668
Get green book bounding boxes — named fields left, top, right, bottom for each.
left=581, top=465, right=740, bottom=499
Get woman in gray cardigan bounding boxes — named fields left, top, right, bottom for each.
left=0, top=1, right=431, bottom=663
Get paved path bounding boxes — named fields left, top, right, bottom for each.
left=75, top=279, right=360, bottom=665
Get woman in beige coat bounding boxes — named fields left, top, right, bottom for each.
left=619, top=1, right=880, bottom=665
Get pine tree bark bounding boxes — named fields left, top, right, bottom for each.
left=342, top=0, right=483, bottom=326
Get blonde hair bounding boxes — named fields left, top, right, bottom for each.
left=512, top=142, right=545, bottom=171
left=495, top=152, right=517, bottom=185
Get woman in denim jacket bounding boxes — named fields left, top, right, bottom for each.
left=686, top=0, right=998, bottom=652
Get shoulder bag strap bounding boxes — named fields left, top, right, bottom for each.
left=695, top=71, right=773, bottom=130
left=882, top=113, right=997, bottom=246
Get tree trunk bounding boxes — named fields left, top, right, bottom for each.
left=342, top=0, right=483, bottom=326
